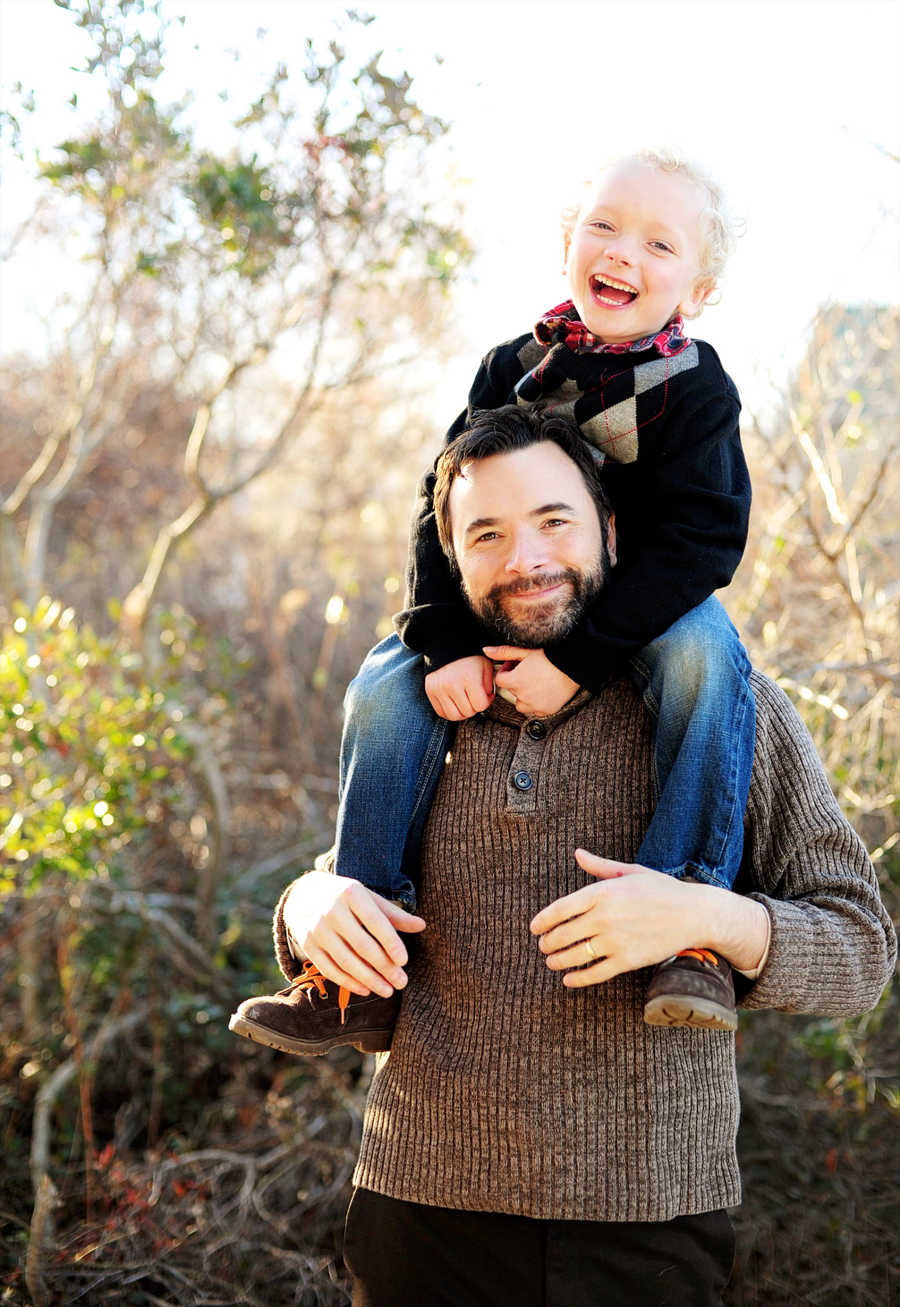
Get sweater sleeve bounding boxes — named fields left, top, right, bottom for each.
left=545, top=380, right=750, bottom=691
left=394, top=338, right=531, bottom=667
left=735, top=673, right=896, bottom=1016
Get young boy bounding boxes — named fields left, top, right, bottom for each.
left=229, top=147, right=758, bottom=1055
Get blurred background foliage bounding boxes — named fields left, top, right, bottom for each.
left=0, top=3, right=897, bottom=1305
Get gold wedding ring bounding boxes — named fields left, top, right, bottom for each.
left=585, top=937, right=597, bottom=959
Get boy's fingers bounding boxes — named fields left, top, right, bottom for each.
left=466, top=679, right=493, bottom=712
left=425, top=685, right=449, bottom=717
left=438, top=693, right=466, bottom=721
left=464, top=686, right=491, bottom=714
left=483, top=644, right=528, bottom=661
left=447, top=692, right=474, bottom=719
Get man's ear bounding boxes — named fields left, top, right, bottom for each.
left=679, top=279, right=714, bottom=319
left=607, top=513, right=617, bottom=567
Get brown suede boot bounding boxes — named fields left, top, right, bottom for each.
left=643, top=948, right=737, bottom=1031
left=228, top=960, right=401, bottom=1056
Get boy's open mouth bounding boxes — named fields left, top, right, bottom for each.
left=591, top=275, right=638, bottom=307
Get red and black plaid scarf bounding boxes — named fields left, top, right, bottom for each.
left=534, top=299, right=691, bottom=357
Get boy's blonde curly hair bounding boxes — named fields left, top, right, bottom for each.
left=560, top=147, right=738, bottom=307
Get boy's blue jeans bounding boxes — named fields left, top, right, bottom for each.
left=335, top=598, right=756, bottom=910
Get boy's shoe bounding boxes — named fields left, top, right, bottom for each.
left=228, top=960, right=401, bottom=1056
left=643, top=949, right=737, bottom=1031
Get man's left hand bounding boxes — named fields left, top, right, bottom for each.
left=530, top=848, right=769, bottom=984
left=483, top=645, right=580, bottom=718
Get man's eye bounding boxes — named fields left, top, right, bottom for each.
left=475, top=532, right=499, bottom=543
left=543, top=519, right=567, bottom=528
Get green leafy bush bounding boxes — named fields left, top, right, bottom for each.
left=0, top=597, right=186, bottom=894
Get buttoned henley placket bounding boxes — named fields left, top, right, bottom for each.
left=498, top=689, right=594, bottom=815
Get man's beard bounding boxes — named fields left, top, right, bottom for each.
left=464, top=544, right=609, bottom=648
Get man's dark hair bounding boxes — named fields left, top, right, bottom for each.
left=433, top=405, right=613, bottom=562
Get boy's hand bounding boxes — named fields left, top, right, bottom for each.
left=425, top=654, right=495, bottom=721
left=283, top=871, right=426, bottom=997
left=483, top=646, right=580, bottom=718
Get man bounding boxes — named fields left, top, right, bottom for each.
left=247, top=409, right=896, bottom=1306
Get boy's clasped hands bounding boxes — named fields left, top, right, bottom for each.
left=424, top=647, right=580, bottom=721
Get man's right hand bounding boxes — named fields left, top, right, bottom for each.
left=425, top=654, right=494, bottom=720
left=282, top=871, right=426, bottom=998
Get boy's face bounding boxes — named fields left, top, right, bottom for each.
left=563, top=161, right=712, bottom=344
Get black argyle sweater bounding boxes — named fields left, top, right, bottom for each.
left=395, top=330, right=750, bottom=690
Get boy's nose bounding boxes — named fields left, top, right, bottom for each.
left=604, top=236, right=635, bottom=265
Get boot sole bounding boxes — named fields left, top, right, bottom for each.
left=228, top=1012, right=393, bottom=1056
left=643, top=995, right=738, bottom=1031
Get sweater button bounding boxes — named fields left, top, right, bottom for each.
left=526, top=720, right=546, bottom=740
left=514, top=770, right=533, bottom=791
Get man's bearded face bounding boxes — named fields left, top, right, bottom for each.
left=463, top=541, right=610, bottom=648
left=449, top=441, right=616, bottom=649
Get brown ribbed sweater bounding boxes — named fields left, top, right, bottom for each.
left=275, top=672, right=895, bottom=1223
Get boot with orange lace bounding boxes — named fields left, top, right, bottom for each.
left=228, top=960, right=402, bottom=1057
left=643, top=948, right=737, bottom=1032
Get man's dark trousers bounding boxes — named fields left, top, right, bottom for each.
left=343, top=1187, right=735, bottom=1306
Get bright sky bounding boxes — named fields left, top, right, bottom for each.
left=1, top=0, right=898, bottom=416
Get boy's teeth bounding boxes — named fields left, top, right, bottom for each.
left=596, top=276, right=635, bottom=293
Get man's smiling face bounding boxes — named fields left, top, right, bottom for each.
left=564, top=161, right=711, bottom=344
left=449, top=441, right=616, bottom=646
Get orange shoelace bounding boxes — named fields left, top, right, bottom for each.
left=676, top=948, right=720, bottom=967
left=291, top=960, right=351, bottom=1025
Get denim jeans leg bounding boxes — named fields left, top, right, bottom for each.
left=334, top=634, right=450, bottom=909
left=627, top=597, right=756, bottom=890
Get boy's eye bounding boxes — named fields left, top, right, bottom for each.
left=590, top=221, right=614, bottom=232
left=650, top=241, right=674, bottom=253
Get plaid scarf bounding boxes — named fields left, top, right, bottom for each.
left=534, top=300, right=691, bottom=357
left=514, top=301, right=693, bottom=430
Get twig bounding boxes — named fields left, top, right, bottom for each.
left=178, top=718, right=232, bottom=952
left=57, top=914, right=97, bottom=1217
left=30, top=1008, right=145, bottom=1200
left=86, top=883, right=235, bottom=1001
left=231, top=837, right=323, bottom=893
left=25, top=1174, right=60, bottom=1307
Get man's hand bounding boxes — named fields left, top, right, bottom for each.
left=283, top=871, right=426, bottom=997
left=483, top=646, right=580, bottom=718
left=530, top=849, right=769, bottom=986
left=425, top=654, right=494, bottom=721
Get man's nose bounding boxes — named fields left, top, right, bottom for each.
left=504, top=529, right=550, bottom=573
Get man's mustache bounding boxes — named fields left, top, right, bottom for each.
left=484, top=571, right=576, bottom=601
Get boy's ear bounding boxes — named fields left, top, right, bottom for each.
left=562, top=231, right=571, bottom=273
left=679, top=279, right=714, bottom=319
